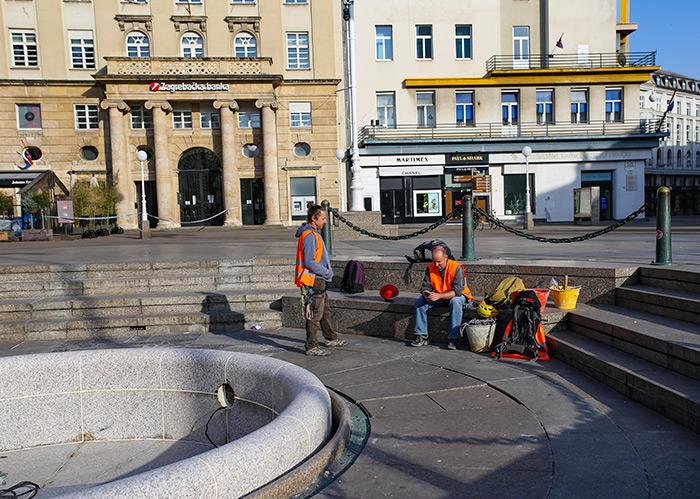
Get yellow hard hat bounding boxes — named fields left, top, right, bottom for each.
left=477, top=300, right=499, bottom=318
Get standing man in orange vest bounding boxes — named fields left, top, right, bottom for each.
left=295, top=204, right=347, bottom=356
left=412, top=246, right=474, bottom=350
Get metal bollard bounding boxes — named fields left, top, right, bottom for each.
left=321, top=200, right=334, bottom=257
left=653, top=186, right=673, bottom=266
left=461, top=194, right=477, bottom=261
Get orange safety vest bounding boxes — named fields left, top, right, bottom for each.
left=428, top=259, right=473, bottom=299
left=295, top=229, right=323, bottom=287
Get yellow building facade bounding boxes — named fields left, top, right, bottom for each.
left=0, top=0, right=343, bottom=228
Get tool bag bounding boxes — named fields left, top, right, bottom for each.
left=484, top=277, right=525, bottom=308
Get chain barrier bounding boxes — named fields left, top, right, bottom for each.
left=147, top=209, right=229, bottom=225
left=330, top=206, right=463, bottom=240
left=472, top=203, right=649, bottom=243
left=45, top=213, right=136, bottom=221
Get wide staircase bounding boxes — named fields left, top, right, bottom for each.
left=0, top=259, right=295, bottom=342
left=547, top=266, right=700, bottom=433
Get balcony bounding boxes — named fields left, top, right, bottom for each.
left=104, top=57, right=273, bottom=76
left=359, top=120, right=666, bottom=144
left=485, top=51, right=656, bottom=73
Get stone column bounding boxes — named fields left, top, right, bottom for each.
left=145, top=100, right=178, bottom=228
left=255, top=98, right=282, bottom=225
left=100, top=100, right=136, bottom=230
left=213, top=99, right=241, bottom=226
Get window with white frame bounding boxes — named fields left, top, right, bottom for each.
left=536, top=89, right=554, bottom=125
left=455, top=25, right=472, bottom=59
left=375, top=26, right=393, bottom=61
left=172, top=106, right=193, bottom=129
left=238, top=111, right=260, bottom=128
left=416, top=91, right=435, bottom=127
left=696, top=103, right=700, bottom=117
left=455, top=91, right=474, bottom=126
left=605, top=88, right=623, bottom=123
left=17, top=104, right=42, bottom=130
left=181, top=32, right=204, bottom=58
left=11, top=30, right=38, bottom=67
left=284, top=0, right=307, bottom=3
left=176, top=0, right=202, bottom=4
left=200, top=106, right=220, bottom=129
left=501, top=91, right=519, bottom=125
left=687, top=103, right=692, bottom=116
left=126, top=31, right=150, bottom=57
left=286, top=32, right=309, bottom=69
left=687, top=123, right=691, bottom=143
left=130, top=104, right=153, bottom=129
left=416, top=25, right=433, bottom=59
left=290, top=102, right=312, bottom=127
left=122, top=0, right=147, bottom=3
left=69, top=30, right=95, bottom=69
left=74, top=104, right=99, bottom=129
left=376, top=92, right=396, bottom=128
left=234, top=32, right=257, bottom=57
left=231, top=0, right=255, bottom=3
left=677, top=122, right=682, bottom=145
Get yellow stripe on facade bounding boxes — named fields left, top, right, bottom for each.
left=404, top=67, right=659, bottom=88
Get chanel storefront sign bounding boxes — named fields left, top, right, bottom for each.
left=149, top=81, right=230, bottom=93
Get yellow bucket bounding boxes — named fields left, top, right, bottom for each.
left=549, top=286, right=581, bottom=310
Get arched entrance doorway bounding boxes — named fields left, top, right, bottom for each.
left=178, top=148, right=224, bottom=226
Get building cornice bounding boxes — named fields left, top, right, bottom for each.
left=406, top=67, right=660, bottom=88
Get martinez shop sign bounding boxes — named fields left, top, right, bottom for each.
left=149, top=81, right=230, bottom=93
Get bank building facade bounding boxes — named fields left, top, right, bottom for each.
left=0, top=0, right=343, bottom=228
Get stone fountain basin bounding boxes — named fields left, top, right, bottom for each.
left=0, top=348, right=332, bottom=497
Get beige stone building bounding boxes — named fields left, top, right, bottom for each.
left=344, top=0, right=663, bottom=223
left=0, top=0, right=343, bottom=228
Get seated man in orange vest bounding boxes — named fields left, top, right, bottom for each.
left=294, top=204, right=347, bottom=356
left=412, top=246, right=473, bottom=350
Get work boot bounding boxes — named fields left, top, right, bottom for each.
left=411, top=335, right=429, bottom=347
left=447, top=340, right=458, bottom=350
left=306, top=346, right=330, bottom=356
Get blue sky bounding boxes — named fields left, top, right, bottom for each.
left=630, top=0, right=700, bottom=79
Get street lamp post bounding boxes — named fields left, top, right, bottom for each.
left=136, top=149, right=151, bottom=239
left=521, top=145, right=534, bottom=230
left=343, top=0, right=364, bottom=211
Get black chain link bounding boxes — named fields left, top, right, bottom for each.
left=330, top=206, right=463, bottom=240
left=329, top=202, right=649, bottom=244
left=472, top=203, right=649, bottom=243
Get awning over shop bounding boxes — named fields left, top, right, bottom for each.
left=0, top=170, right=69, bottom=196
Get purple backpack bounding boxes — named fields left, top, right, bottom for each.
left=341, top=260, right=365, bottom=294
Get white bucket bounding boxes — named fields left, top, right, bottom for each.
left=462, top=320, right=496, bottom=353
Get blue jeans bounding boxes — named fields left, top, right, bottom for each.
left=414, top=294, right=466, bottom=340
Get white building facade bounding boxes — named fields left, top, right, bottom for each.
left=641, top=70, right=700, bottom=214
left=340, top=0, right=662, bottom=224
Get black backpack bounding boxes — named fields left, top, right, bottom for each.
left=405, top=240, right=453, bottom=263
left=340, top=260, right=365, bottom=294
left=492, top=290, right=548, bottom=361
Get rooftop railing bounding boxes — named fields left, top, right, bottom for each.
left=359, top=119, right=666, bottom=143
left=485, top=51, right=656, bottom=72
left=105, top=57, right=273, bottom=76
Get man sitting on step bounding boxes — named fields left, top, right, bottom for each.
left=412, top=246, right=474, bottom=350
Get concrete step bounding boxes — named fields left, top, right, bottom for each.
left=0, top=308, right=282, bottom=343
left=0, top=259, right=295, bottom=282
left=547, top=329, right=700, bottom=434
left=616, top=284, right=700, bottom=326
left=282, top=289, right=568, bottom=343
left=568, top=304, right=700, bottom=381
left=0, top=290, right=285, bottom=321
left=0, top=273, right=296, bottom=299
left=638, top=266, right=700, bottom=294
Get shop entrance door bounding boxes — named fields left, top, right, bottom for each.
left=177, top=148, right=223, bottom=226
left=582, top=171, right=613, bottom=220
left=380, top=190, right=405, bottom=224
left=241, top=178, right=265, bottom=225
